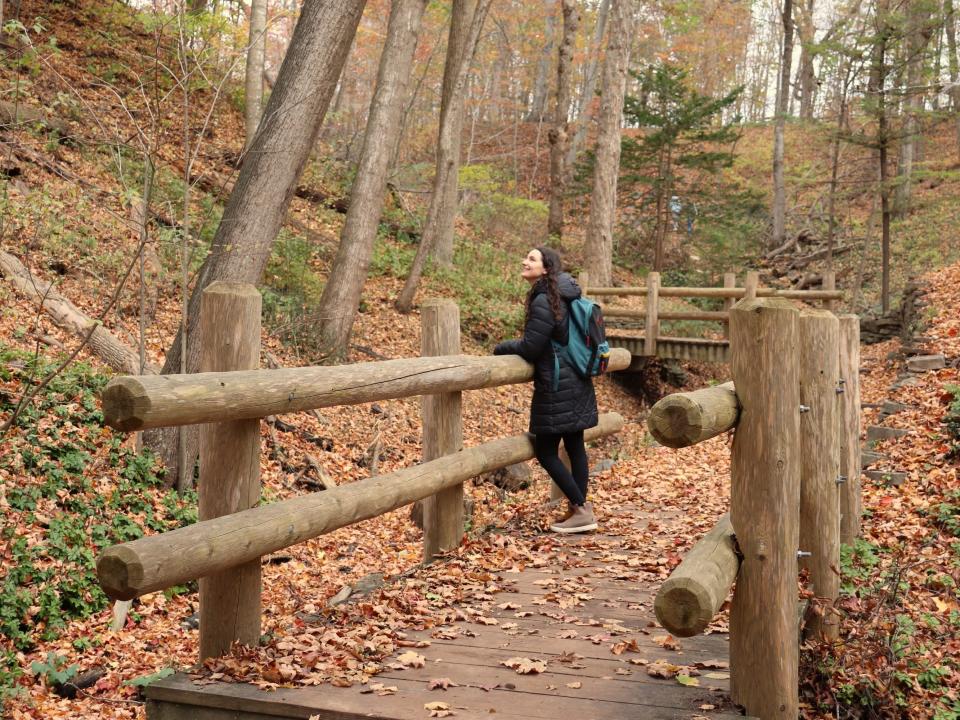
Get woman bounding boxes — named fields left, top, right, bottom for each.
left=494, top=247, right=598, bottom=533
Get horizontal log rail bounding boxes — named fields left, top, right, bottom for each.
left=101, top=349, right=632, bottom=431
left=654, top=514, right=739, bottom=637
left=646, top=382, right=739, bottom=448
left=96, top=413, right=625, bottom=600
left=602, top=308, right=730, bottom=322
left=586, top=285, right=843, bottom=301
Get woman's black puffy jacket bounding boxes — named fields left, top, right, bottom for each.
left=494, top=273, right=598, bottom=435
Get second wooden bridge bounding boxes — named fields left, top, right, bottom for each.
left=589, top=269, right=843, bottom=364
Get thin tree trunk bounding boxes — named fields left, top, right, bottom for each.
left=434, top=0, right=480, bottom=268
left=945, top=0, right=960, bottom=158
left=772, top=0, right=794, bottom=249
left=546, top=0, right=580, bottom=241
left=395, top=0, right=492, bottom=312
left=526, top=0, right=558, bottom=123
left=244, top=0, right=268, bottom=149
left=314, top=0, right=428, bottom=360
left=895, top=2, right=934, bottom=216
left=871, top=3, right=892, bottom=313
left=147, top=0, right=366, bottom=487
left=565, top=0, right=612, bottom=169
left=796, top=0, right=816, bottom=119
left=584, top=0, right=632, bottom=287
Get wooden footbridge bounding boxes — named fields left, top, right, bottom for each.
left=589, top=270, right=843, bottom=365
left=96, top=279, right=861, bottom=720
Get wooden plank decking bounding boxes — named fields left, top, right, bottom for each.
left=145, top=514, right=747, bottom=720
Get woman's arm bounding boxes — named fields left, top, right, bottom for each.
left=493, top=296, right=554, bottom=361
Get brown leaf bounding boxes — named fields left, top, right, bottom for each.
left=428, top=677, right=458, bottom=690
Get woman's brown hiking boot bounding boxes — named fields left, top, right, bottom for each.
left=549, top=503, right=597, bottom=534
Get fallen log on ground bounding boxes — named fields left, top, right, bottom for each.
left=97, top=412, right=625, bottom=599
left=0, top=251, right=157, bottom=375
left=654, top=514, right=739, bottom=637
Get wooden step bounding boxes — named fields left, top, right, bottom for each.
left=863, top=470, right=907, bottom=486
left=866, top=426, right=910, bottom=443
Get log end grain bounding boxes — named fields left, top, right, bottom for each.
left=654, top=578, right=713, bottom=637
left=97, top=544, right=145, bottom=600
left=100, top=377, right=149, bottom=432
left=647, top=395, right=701, bottom=448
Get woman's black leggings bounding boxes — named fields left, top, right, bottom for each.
left=534, top=430, right=589, bottom=506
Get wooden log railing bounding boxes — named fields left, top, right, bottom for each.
left=645, top=295, right=862, bottom=719
left=582, top=270, right=842, bottom=354
left=96, top=282, right=630, bottom=661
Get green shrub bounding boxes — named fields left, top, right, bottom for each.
left=0, top=347, right=197, bottom=658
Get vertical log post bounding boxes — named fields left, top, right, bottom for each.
left=744, top=270, right=759, bottom=301
left=798, top=309, right=841, bottom=641
left=198, top=282, right=262, bottom=661
left=838, top=315, right=862, bottom=545
left=729, top=297, right=800, bottom=719
left=822, top=270, right=837, bottom=312
left=722, top=272, right=736, bottom=339
left=644, top=271, right=660, bottom=356
left=421, top=299, right=464, bottom=562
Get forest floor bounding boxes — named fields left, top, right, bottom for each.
left=0, top=1, right=959, bottom=718
left=2, top=258, right=959, bottom=720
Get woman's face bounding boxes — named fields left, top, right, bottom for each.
left=521, top=249, right=546, bottom=284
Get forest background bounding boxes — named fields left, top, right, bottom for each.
left=0, top=0, right=959, bottom=717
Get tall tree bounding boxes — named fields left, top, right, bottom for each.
left=772, top=0, right=794, bottom=249
left=566, top=0, right=612, bottom=169
left=619, top=63, right=742, bottom=271
left=431, top=0, right=480, bottom=268
left=894, top=0, right=935, bottom=216
left=244, top=0, right=268, bottom=149
left=584, top=0, right=632, bottom=286
left=396, top=0, right=492, bottom=312
left=868, top=0, right=894, bottom=313
left=795, top=0, right=817, bottom=118
left=526, top=0, right=559, bottom=122
left=546, top=0, right=580, bottom=240
left=945, top=0, right=960, bottom=157
left=314, top=0, right=428, bottom=360
left=147, top=0, right=367, bottom=486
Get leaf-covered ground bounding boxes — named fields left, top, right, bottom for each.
left=3, top=256, right=960, bottom=719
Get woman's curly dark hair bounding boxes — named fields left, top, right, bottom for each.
left=525, top=246, right=563, bottom=324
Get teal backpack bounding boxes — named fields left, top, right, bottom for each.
left=551, top=297, right=611, bottom=390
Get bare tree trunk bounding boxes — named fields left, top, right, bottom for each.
left=244, top=0, right=268, bottom=149
left=870, top=2, right=892, bottom=313
left=772, top=0, right=794, bottom=249
left=566, top=0, right=612, bottom=170
left=147, top=0, right=366, bottom=487
left=584, top=0, right=632, bottom=287
left=796, top=0, right=816, bottom=119
left=826, top=57, right=854, bottom=268
left=430, top=0, right=480, bottom=268
left=526, top=0, right=558, bottom=123
left=546, top=0, right=580, bottom=241
left=946, top=0, right=960, bottom=158
left=314, top=0, right=428, bottom=360
left=894, top=2, right=934, bottom=216
left=396, top=0, right=492, bottom=312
